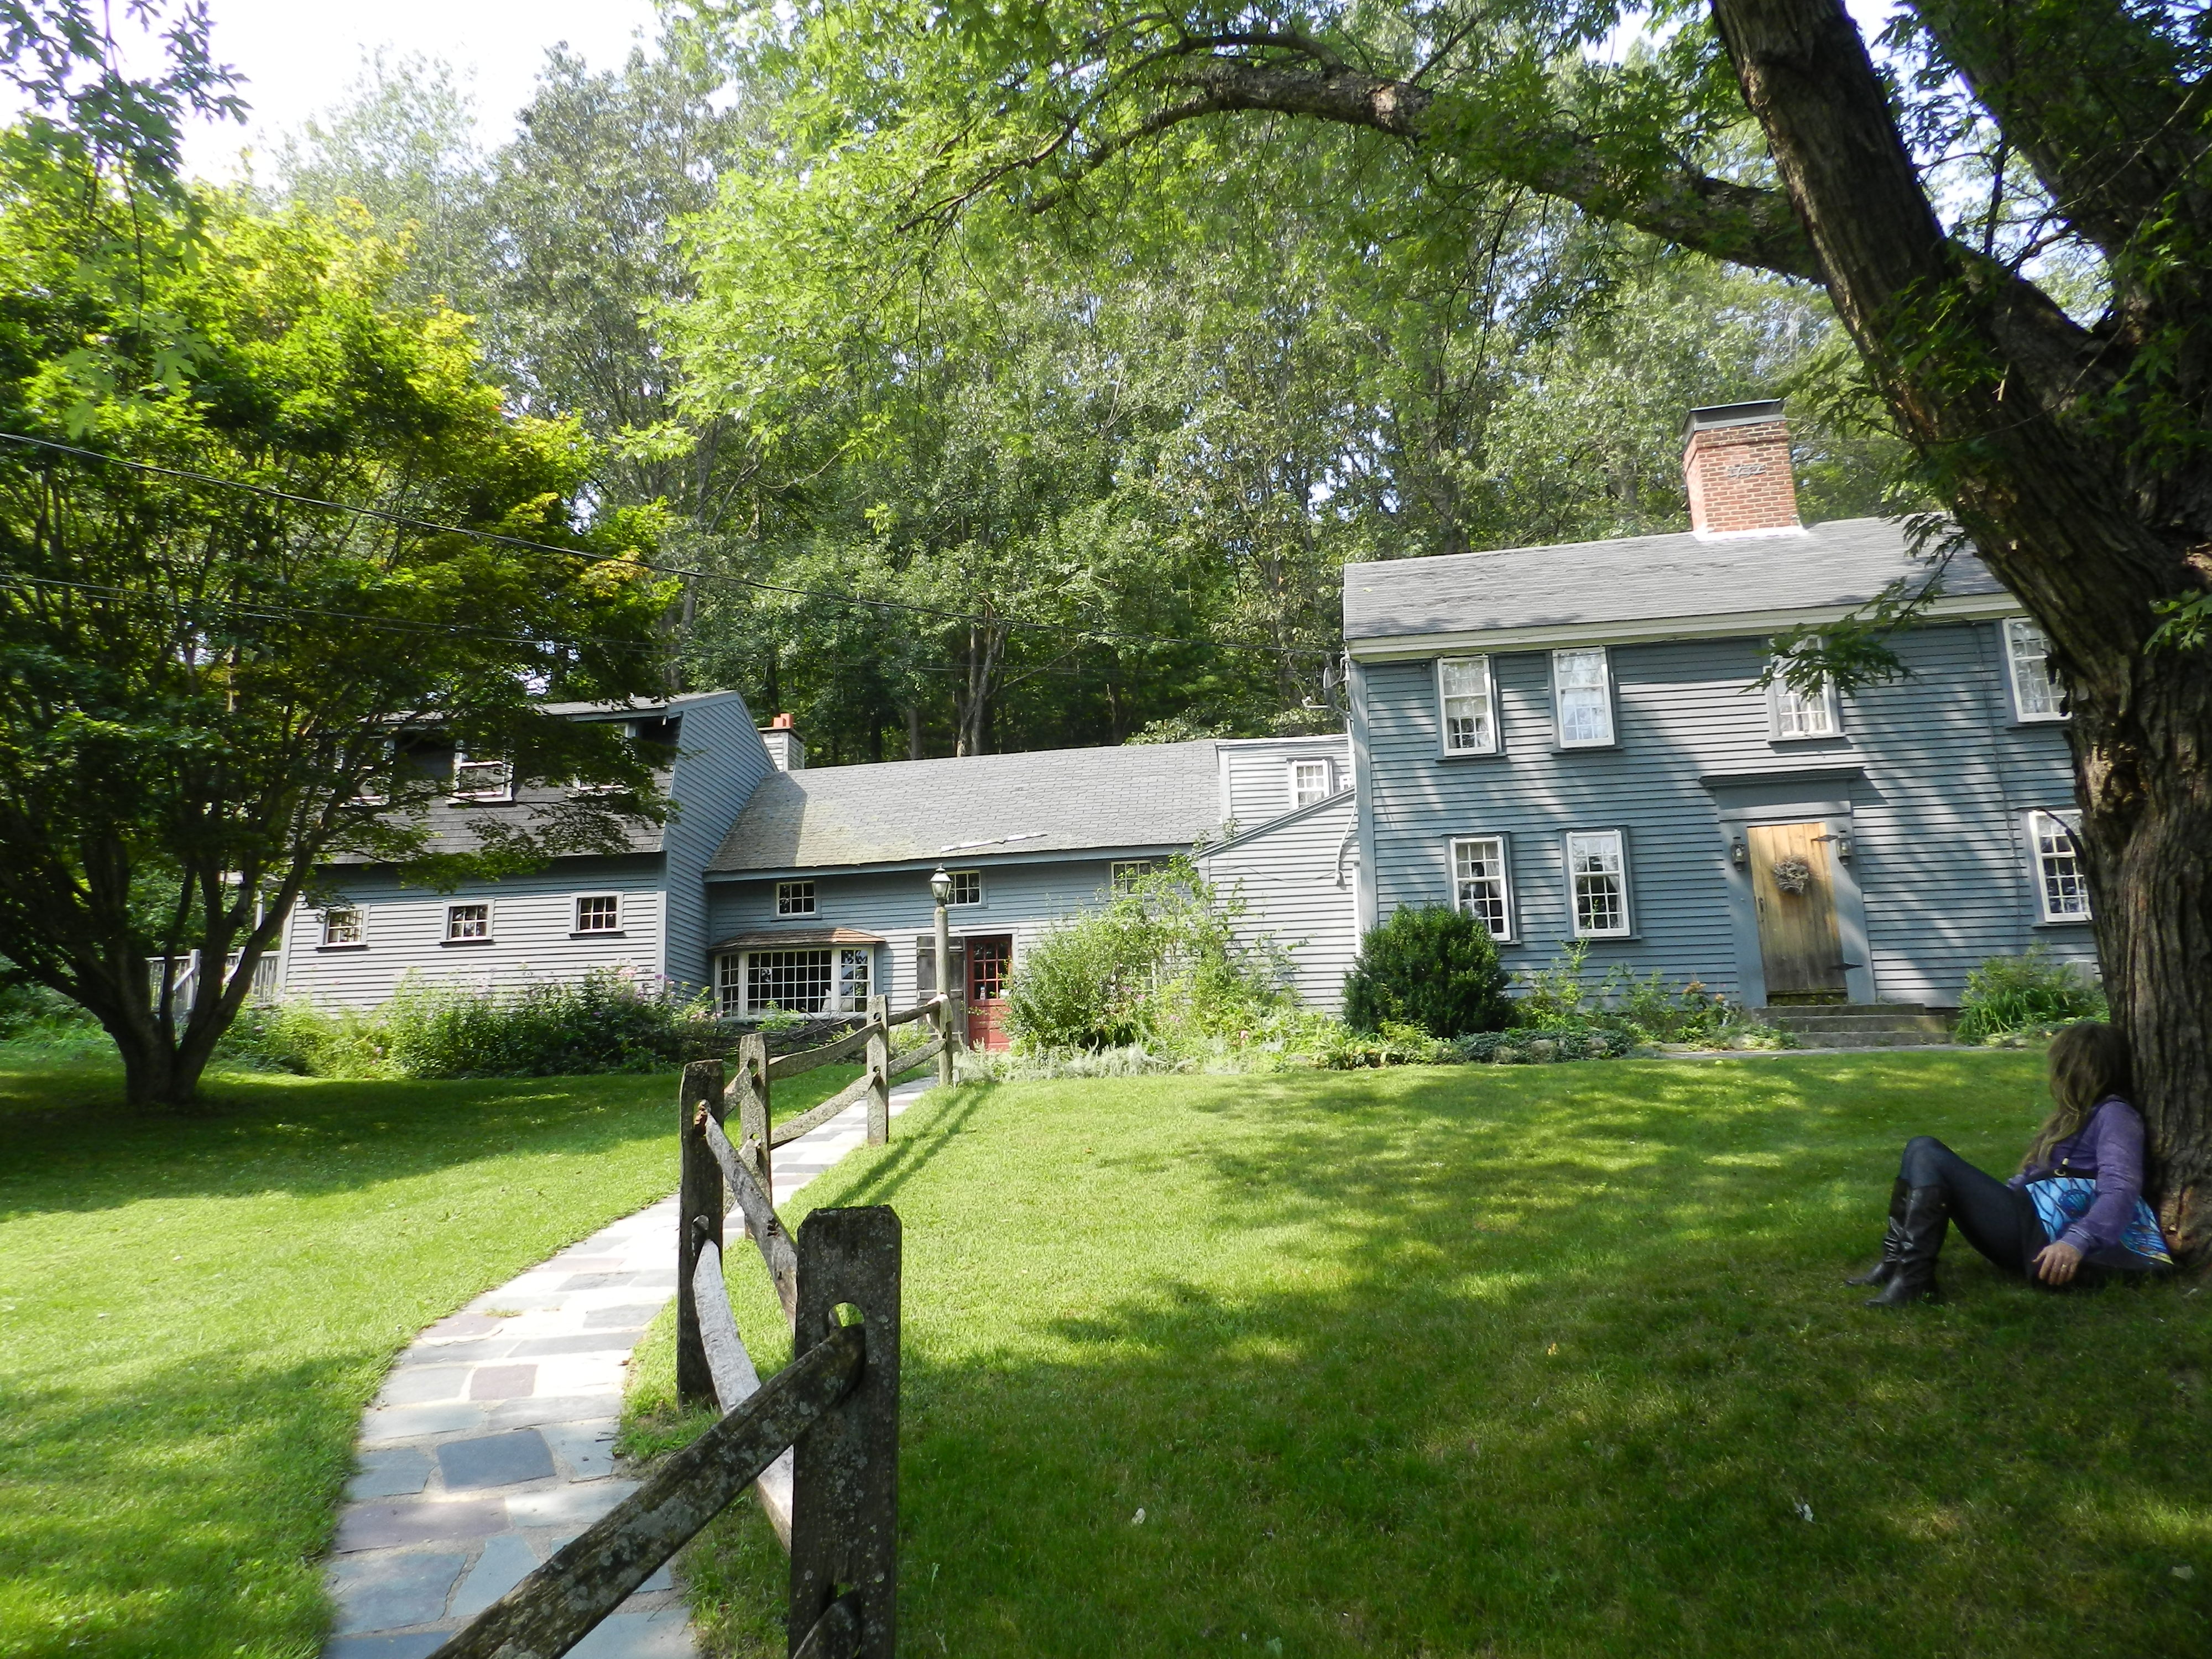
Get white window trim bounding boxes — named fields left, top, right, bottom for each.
left=1447, top=834, right=1515, bottom=942
left=2027, top=808, right=2092, bottom=923
left=1436, top=654, right=1500, bottom=757
left=1767, top=666, right=1841, bottom=741
left=573, top=894, right=622, bottom=935
left=1564, top=828, right=1632, bottom=938
left=947, top=869, right=984, bottom=907
left=1288, top=757, right=1335, bottom=810
left=1110, top=860, right=1156, bottom=892
left=2004, top=618, right=2067, bottom=723
left=721, top=945, right=875, bottom=1016
left=1551, top=648, right=1616, bottom=749
left=444, top=901, right=494, bottom=944
left=319, top=906, right=367, bottom=949
left=776, top=880, right=817, bottom=917
left=451, top=750, right=514, bottom=802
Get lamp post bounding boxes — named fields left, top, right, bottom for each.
left=929, top=865, right=954, bottom=1087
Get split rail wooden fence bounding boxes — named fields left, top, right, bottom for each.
left=425, top=994, right=962, bottom=1659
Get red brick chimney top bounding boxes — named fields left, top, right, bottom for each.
left=769, top=712, right=796, bottom=729
left=1682, top=400, right=1802, bottom=535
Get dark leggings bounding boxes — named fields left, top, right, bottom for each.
left=1900, top=1136, right=2046, bottom=1276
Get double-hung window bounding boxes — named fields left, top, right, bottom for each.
left=575, top=895, right=620, bottom=934
left=947, top=870, right=983, bottom=906
left=1552, top=649, right=1615, bottom=748
left=321, top=908, right=364, bottom=947
left=451, top=751, right=513, bottom=801
left=2005, top=619, right=2065, bottom=721
left=776, top=880, right=816, bottom=917
left=2030, top=810, right=2091, bottom=921
left=1769, top=649, right=1839, bottom=739
left=1290, top=758, right=1334, bottom=808
left=1565, top=831, right=1631, bottom=937
left=446, top=902, right=492, bottom=942
left=1450, top=836, right=1514, bottom=941
left=1437, top=656, right=1498, bottom=754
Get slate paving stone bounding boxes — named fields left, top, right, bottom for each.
left=393, top=1338, right=517, bottom=1367
left=347, top=1448, right=432, bottom=1501
left=420, top=1313, right=503, bottom=1341
left=437, top=1429, right=556, bottom=1491
left=359, top=1402, right=493, bottom=1446
left=327, top=1550, right=466, bottom=1634
left=324, top=1634, right=448, bottom=1659
left=468, top=1364, right=539, bottom=1400
left=509, top=1332, right=641, bottom=1357
left=448, top=1532, right=540, bottom=1619
left=379, top=1366, right=470, bottom=1406
left=568, top=1606, right=695, bottom=1658
left=336, top=1497, right=508, bottom=1552
left=508, top=1479, right=637, bottom=1528
left=486, top=1394, right=620, bottom=1431
left=546, top=1258, right=623, bottom=1271
left=559, top=1271, right=662, bottom=1291
left=582, top=1304, right=661, bottom=1330
left=543, top=1421, right=621, bottom=1481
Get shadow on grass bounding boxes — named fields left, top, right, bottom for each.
left=692, top=1055, right=2210, bottom=1658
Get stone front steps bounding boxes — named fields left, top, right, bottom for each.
left=1761, top=1003, right=1955, bottom=1048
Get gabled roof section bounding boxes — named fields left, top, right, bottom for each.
left=706, top=739, right=1227, bottom=874
left=1342, top=516, right=2012, bottom=653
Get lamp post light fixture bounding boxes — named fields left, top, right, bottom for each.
left=930, top=865, right=954, bottom=1087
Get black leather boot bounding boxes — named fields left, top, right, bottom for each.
left=1864, top=1185, right=1948, bottom=1308
left=1845, top=1178, right=1911, bottom=1287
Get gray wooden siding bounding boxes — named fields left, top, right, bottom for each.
left=659, top=693, right=774, bottom=992
left=1357, top=619, right=2085, bottom=1006
left=1217, top=736, right=1352, bottom=832
left=276, top=856, right=670, bottom=1009
left=706, top=856, right=1145, bottom=1013
left=1201, top=794, right=1360, bottom=1009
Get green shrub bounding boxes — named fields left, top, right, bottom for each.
left=1954, top=946, right=2107, bottom=1042
left=1341, top=906, right=1512, bottom=1039
left=1003, top=858, right=1290, bottom=1055
left=0, top=974, right=102, bottom=1049
left=1512, top=940, right=1768, bottom=1048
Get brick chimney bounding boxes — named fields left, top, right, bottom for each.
left=759, top=712, right=806, bottom=772
left=1682, top=400, right=1802, bottom=535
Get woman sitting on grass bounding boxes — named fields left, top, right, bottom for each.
left=1848, top=1021, right=2173, bottom=1307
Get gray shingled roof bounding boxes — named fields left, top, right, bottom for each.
left=1342, top=516, right=2008, bottom=642
left=706, top=740, right=1225, bottom=874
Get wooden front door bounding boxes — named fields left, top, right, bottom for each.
left=1747, top=822, right=1848, bottom=1003
left=964, top=935, right=1014, bottom=1051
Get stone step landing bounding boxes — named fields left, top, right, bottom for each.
left=1762, top=1003, right=1955, bottom=1047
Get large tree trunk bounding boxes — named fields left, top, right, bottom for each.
left=1710, top=0, right=2212, bottom=1259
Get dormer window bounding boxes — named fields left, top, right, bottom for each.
left=452, top=752, right=513, bottom=801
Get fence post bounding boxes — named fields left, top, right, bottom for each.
left=787, top=1207, right=900, bottom=1659
left=729, top=1032, right=773, bottom=1219
left=676, top=1058, right=726, bottom=1410
left=865, top=995, right=890, bottom=1146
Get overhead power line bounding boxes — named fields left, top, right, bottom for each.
left=0, top=430, right=1314, bottom=660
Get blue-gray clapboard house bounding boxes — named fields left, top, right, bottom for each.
left=276, top=696, right=1357, bottom=1034
left=1342, top=400, right=2092, bottom=1008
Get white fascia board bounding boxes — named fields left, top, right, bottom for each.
left=1344, top=591, right=2025, bottom=661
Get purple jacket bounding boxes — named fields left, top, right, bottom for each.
left=2007, top=1097, right=2150, bottom=1259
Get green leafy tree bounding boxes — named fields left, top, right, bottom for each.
left=1342, top=905, right=1511, bottom=1038
left=0, top=162, right=673, bottom=1107
left=684, top=0, right=2212, bottom=1251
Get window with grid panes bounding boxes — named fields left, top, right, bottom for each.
left=1552, top=649, right=1614, bottom=747
left=1450, top=837, right=1512, bottom=939
left=1566, top=831, right=1629, bottom=936
left=1291, top=759, right=1333, bottom=808
left=2031, top=811, right=2091, bottom=920
left=747, top=949, right=833, bottom=1014
left=321, top=909, right=363, bottom=947
left=446, top=902, right=491, bottom=941
left=451, top=752, right=512, bottom=799
left=1437, top=656, right=1496, bottom=753
left=2005, top=619, right=2065, bottom=720
left=575, top=895, right=619, bottom=933
left=776, top=880, right=816, bottom=916
left=948, top=870, right=982, bottom=906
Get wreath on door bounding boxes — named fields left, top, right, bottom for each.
left=1771, top=855, right=1814, bottom=895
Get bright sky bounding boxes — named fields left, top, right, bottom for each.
left=181, top=0, right=667, bottom=180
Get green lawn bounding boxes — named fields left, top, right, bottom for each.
left=0, top=1047, right=856, bottom=1659
left=631, top=1052, right=2210, bottom=1657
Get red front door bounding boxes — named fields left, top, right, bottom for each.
left=964, top=935, right=1013, bottom=1052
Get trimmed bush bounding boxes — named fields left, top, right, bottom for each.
left=1954, top=946, right=2107, bottom=1042
left=1341, top=906, right=1512, bottom=1038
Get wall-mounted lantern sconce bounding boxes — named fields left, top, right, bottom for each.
left=1813, top=831, right=1854, bottom=862
left=1729, top=837, right=1748, bottom=867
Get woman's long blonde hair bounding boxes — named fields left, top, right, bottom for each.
left=2021, top=1021, right=2133, bottom=1173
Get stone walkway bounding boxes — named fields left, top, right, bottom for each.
left=322, top=1076, right=930, bottom=1657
